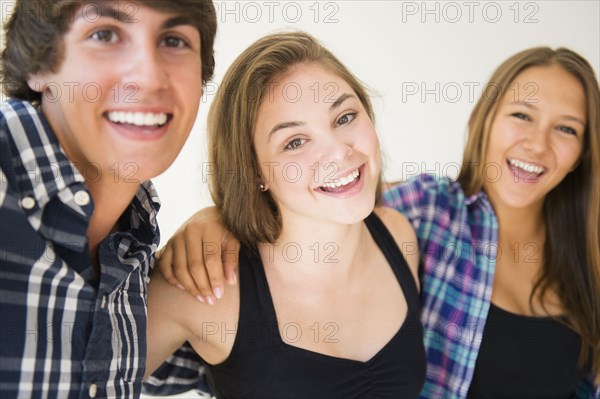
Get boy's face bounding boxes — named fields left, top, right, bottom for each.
left=28, top=2, right=202, bottom=183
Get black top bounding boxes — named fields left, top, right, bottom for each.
left=201, top=212, right=426, bottom=399
left=467, top=303, right=591, bottom=399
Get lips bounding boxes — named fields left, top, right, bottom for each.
left=316, top=164, right=365, bottom=196
left=104, top=110, right=173, bottom=141
left=105, top=111, right=171, bottom=128
left=507, top=157, right=546, bottom=183
left=320, top=168, right=360, bottom=192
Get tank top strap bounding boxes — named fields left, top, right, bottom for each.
left=237, top=244, right=281, bottom=341
left=364, top=212, right=419, bottom=310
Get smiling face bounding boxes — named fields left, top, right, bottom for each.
left=253, top=63, right=381, bottom=228
left=28, top=2, right=202, bottom=183
left=483, top=65, right=586, bottom=213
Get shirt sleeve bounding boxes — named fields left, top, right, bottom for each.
left=383, top=175, right=428, bottom=231
left=575, top=373, right=600, bottom=399
left=142, top=342, right=214, bottom=397
left=382, top=174, right=445, bottom=246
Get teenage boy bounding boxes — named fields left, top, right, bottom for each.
left=0, top=1, right=216, bottom=397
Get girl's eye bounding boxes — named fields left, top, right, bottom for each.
left=557, top=125, right=577, bottom=135
left=284, top=138, right=305, bottom=151
left=336, top=112, right=357, bottom=127
left=161, top=36, right=188, bottom=48
left=90, top=30, right=118, bottom=43
left=511, top=112, right=531, bottom=121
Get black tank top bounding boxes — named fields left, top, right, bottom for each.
left=467, top=303, right=591, bottom=399
left=202, top=213, right=426, bottom=399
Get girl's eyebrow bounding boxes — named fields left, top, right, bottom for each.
left=267, top=93, right=358, bottom=142
left=511, top=101, right=585, bottom=126
left=329, top=93, right=356, bottom=111
left=268, top=121, right=305, bottom=142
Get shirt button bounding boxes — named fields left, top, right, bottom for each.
left=21, top=196, right=36, bottom=210
left=89, top=384, right=97, bottom=398
left=74, top=190, right=91, bottom=206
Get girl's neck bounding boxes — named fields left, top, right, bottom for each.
left=258, top=214, right=369, bottom=276
left=494, top=201, right=546, bottom=247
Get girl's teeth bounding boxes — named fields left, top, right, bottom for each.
left=107, top=111, right=168, bottom=127
left=509, top=159, right=544, bottom=175
left=321, top=169, right=360, bottom=189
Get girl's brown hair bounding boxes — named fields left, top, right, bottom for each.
left=208, top=31, right=381, bottom=246
left=457, top=47, right=600, bottom=379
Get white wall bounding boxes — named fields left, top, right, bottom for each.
left=2, top=0, right=598, bottom=242
left=152, top=0, right=600, bottom=242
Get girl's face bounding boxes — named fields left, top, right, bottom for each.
left=253, top=63, right=381, bottom=228
left=483, top=65, right=586, bottom=214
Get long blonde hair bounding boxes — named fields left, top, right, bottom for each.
left=457, top=47, right=600, bottom=379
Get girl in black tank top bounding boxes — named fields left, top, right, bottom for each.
left=145, top=31, right=426, bottom=398
left=204, top=213, right=425, bottom=399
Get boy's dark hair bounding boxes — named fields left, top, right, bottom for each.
left=1, top=0, right=217, bottom=104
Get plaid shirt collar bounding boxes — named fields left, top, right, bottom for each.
left=2, top=98, right=161, bottom=252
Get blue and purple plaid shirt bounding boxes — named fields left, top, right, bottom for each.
left=145, top=174, right=598, bottom=398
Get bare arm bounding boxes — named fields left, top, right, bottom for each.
left=145, top=271, right=195, bottom=379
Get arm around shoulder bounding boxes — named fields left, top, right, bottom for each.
left=145, top=271, right=198, bottom=379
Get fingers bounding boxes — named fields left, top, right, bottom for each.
left=168, top=230, right=214, bottom=303
left=184, top=221, right=219, bottom=303
left=201, top=238, right=225, bottom=299
left=157, top=245, right=180, bottom=288
left=156, top=206, right=241, bottom=305
left=222, top=232, right=240, bottom=286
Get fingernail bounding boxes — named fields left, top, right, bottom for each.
left=176, top=283, right=185, bottom=291
left=207, top=296, right=215, bottom=305
left=196, top=295, right=205, bottom=303
left=230, top=272, right=237, bottom=285
left=214, top=287, right=223, bottom=299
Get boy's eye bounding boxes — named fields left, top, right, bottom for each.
left=284, top=138, right=305, bottom=151
left=336, top=112, right=357, bottom=127
left=90, top=30, right=118, bottom=43
left=162, top=36, right=188, bottom=48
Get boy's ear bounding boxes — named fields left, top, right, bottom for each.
left=27, top=72, right=51, bottom=93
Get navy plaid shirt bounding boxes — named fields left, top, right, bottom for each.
left=1, top=99, right=161, bottom=398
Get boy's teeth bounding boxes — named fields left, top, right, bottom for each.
left=107, top=111, right=168, bottom=127
left=509, top=158, right=544, bottom=175
left=321, top=169, right=360, bottom=189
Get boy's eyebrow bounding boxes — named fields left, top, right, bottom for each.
left=75, top=5, right=196, bottom=29
left=162, top=15, right=198, bottom=29
left=76, top=4, right=135, bottom=23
